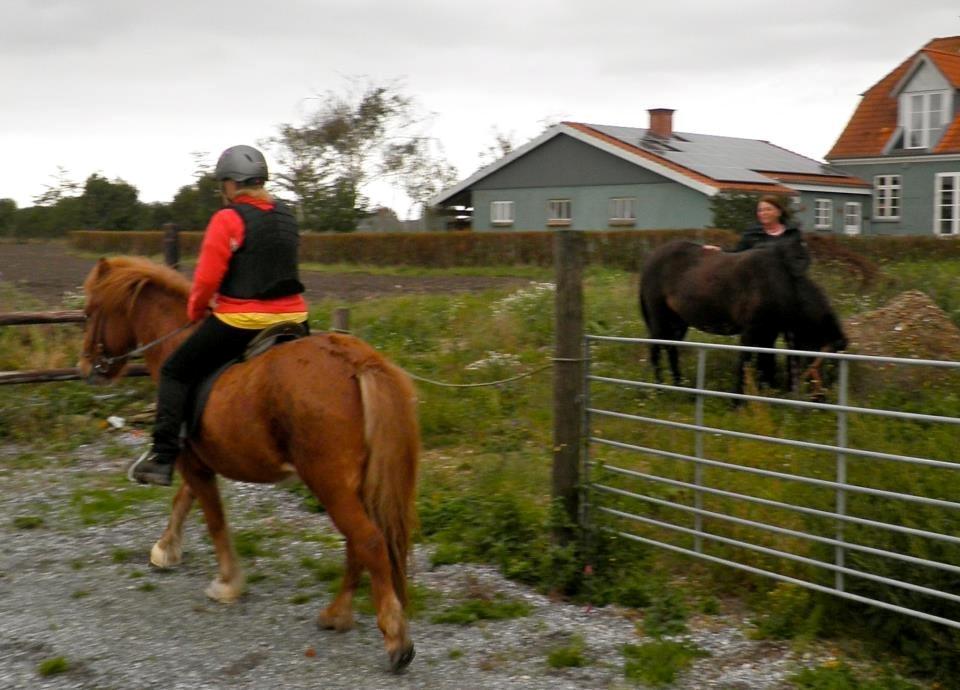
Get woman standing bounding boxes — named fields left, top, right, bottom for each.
left=728, top=195, right=802, bottom=252
left=704, top=195, right=802, bottom=252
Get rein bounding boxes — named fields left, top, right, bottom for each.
left=85, top=317, right=192, bottom=375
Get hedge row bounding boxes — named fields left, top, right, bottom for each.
left=69, top=228, right=735, bottom=270
left=68, top=228, right=959, bottom=271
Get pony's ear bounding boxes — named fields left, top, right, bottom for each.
left=94, top=257, right=111, bottom=279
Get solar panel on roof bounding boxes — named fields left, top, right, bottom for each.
left=588, top=123, right=829, bottom=183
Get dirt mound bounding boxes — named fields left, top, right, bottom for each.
left=843, top=290, right=960, bottom=360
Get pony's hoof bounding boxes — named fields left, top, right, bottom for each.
left=317, top=608, right=355, bottom=632
left=388, top=644, right=415, bottom=673
left=204, top=578, right=243, bottom=604
left=150, top=541, right=182, bottom=569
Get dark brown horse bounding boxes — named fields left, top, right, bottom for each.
left=639, top=238, right=846, bottom=393
left=79, top=257, right=419, bottom=672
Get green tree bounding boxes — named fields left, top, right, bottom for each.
left=32, top=167, right=80, bottom=207
left=710, top=191, right=794, bottom=231
left=388, top=139, right=458, bottom=227
left=266, top=79, right=453, bottom=232
left=0, top=198, right=17, bottom=238
left=141, top=202, right=175, bottom=230
left=169, top=173, right=222, bottom=231
left=709, top=191, right=761, bottom=231
left=477, top=126, right=517, bottom=166
left=78, top=174, right=143, bottom=230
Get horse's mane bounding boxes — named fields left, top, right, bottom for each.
left=84, top=256, right=190, bottom=315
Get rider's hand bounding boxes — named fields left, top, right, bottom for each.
left=702, top=244, right=721, bottom=251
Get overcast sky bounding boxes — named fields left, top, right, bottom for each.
left=2, top=1, right=958, bottom=217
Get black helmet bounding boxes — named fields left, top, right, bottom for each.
left=214, top=145, right=268, bottom=182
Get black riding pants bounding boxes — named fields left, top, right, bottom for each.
left=152, top=317, right=261, bottom=457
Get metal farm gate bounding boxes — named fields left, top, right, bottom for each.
left=581, top=336, right=960, bottom=629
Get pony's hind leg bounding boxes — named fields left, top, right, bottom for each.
left=322, top=492, right=413, bottom=672
left=150, top=482, right=195, bottom=568
left=178, top=451, right=244, bottom=603
left=317, top=540, right=361, bottom=632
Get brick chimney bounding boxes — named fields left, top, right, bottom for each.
left=647, top=108, right=675, bottom=139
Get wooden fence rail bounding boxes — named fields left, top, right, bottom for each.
left=0, top=313, right=149, bottom=386
left=0, top=310, right=85, bottom=326
left=0, top=234, right=186, bottom=386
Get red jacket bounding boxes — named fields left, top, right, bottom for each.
left=187, top=195, right=309, bottom=322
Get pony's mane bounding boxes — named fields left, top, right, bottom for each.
left=84, top=256, right=190, bottom=314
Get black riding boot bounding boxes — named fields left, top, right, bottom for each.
left=129, top=449, right=177, bottom=486
left=130, top=375, right=190, bottom=486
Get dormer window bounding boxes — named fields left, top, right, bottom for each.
left=903, top=91, right=949, bottom=149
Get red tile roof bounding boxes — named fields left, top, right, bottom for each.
left=827, top=36, right=960, bottom=159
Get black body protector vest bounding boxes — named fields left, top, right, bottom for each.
left=218, top=201, right=305, bottom=300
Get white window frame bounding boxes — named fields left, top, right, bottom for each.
left=814, top=198, right=833, bottom=230
left=934, top=172, right=960, bottom=236
left=547, top=198, right=571, bottom=227
left=490, top=200, right=514, bottom=227
left=608, top=197, right=637, bottom=226
left=873, top=175, right=901, bottom=220
left=903, top=91, right=950, bottom=149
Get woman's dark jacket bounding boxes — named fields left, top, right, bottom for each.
left=729, top=224, right=810, bottom=278
left=729, top=224, right=803, bottom=252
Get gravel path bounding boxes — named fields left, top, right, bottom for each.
left=0, top=436, right=825, bottom=690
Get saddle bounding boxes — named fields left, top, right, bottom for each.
left=186, top=321, right=308, bottom=435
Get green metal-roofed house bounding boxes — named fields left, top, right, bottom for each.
left=431, top=109, right=870, bottom=233
left=826, top=36, right=960, bottom=236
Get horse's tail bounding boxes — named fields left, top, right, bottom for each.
left=357, top=361, right=420, bottom=609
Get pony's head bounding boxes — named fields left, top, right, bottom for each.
left=80, top=257, right=189, bottom=383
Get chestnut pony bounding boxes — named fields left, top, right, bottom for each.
left=79, top=257, right=419, bottom=672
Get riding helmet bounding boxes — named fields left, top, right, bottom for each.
left=214, top=145, right=269, bottom=183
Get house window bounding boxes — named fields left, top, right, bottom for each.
left=608, top=197, right=637, bottom=225
left=904, top=91, right=948, bottom=149
left=934, top=173, right=960, bottom=236
left=491, top=201, right=514, bottom=226
left=547, top=199, right=571, bottom=226
left=873, top=175, right=901, bottom=220
left=814, top=199, right=833, bottom=229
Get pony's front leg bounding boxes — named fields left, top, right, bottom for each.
left=178, top=451, right=244, bottom=603
left=650, top=344, right=664, bottom=384
left=735, top=350, right=750, bottom=399
left=667, top=345, right=682, bottom=386
left=150, top=481, right=195, bottom=568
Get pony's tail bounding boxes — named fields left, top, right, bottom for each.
left=358, top=361, right=420, bottom=609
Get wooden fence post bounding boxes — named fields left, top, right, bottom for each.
left=332, top=307, right=351, bottom=333
left=162, top=222, right=180, bottom=269
left=553, top=229, right=585, bottom=544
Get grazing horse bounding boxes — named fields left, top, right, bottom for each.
left=639, top=238, right=846, bottom=394
left=79, top=256, right=419, bottom=672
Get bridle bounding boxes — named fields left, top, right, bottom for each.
left=83, top=307, right=191, bottom=376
